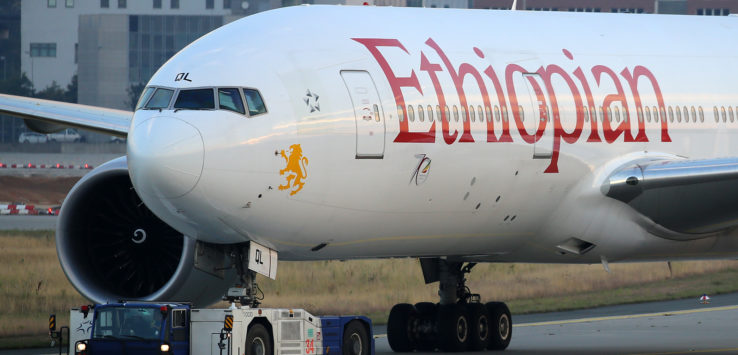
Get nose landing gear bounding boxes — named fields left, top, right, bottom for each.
left=387, top=259, right=512, bottom=352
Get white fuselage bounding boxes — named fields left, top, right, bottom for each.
left=127, top=6, right=738, bottom=264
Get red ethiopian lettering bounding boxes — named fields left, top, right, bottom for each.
left=592, top=65, right=635, bottom=143
left=620, top=66, right=670, bottom=142
left=352, top=38, right=435, bottom=143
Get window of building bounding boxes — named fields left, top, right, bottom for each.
left=48, top=0, right=57, bottom=8
left=154, top=0, right=162, bottom=8
left=206, top=0, right=214, bottom=9
left=175, top=89, right=215, bottom=110
left=224, top=0, right=231, bottom=8
left=118, top=0, right=126, bottom=8
left=66, top=0, right=74, bottom=8
left=243, top=89, right=267, bottom=116
left=101, top=0, right=109, bottom=8
left=697, top=8, right=730, bottom=16
left=30, top=43, right=57, bottom=57
left=171, top=0, right=179, bottom=9
left=218, top=88, right=245, bottom=114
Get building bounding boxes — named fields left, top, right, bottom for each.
left=472, top=0, right=737, bottom=14
left=21, top=0, right=233, bottom=109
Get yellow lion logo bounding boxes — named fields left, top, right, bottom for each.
left=279, top=144, right=309, bottom=196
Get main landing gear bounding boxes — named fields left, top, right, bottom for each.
left=387, top=259, right=512, bottom=352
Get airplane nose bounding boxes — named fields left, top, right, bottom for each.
left=128, top=116, right=204, bottom=199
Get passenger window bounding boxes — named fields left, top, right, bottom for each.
left=683, top=107, right=688, bottom=123
left=502, top=106, right=509, bottom=122
left=418, top=105, right=424, bottom=122
left=469, top=105, right=475, bottom=122
left=436, top=105, right=441, bottom=122
left=614, top=106, right=620, bottom=122
left=444, top=106, right=450, bottom=122
left=590, top=106, right=597, bottom=121
left=461, top=105, right=467, bottom=122
left=690, top=106, right=696, bottom=122
left=145, top=88, right=174, bottom=109
left=136, top=87, right=156, bottom=110
left=668, top=106, right=674, bottom=123
left=722, top=106, right=727, bottom=122
left=408, top=105, right=415, bottom=122
left=397, top=105, right=405, bottom=122
left=714, top=106, right=719, bottom=122
left=583, top=106, right=589, bottom=122
left=494, top=106, right=500, bottom=122
left=608, top=107, right=613, bottom=122
left=599, top=107, right=605, bottom=122
left=660, top=107, right=666, bottom=122
left=645, top=106, right=651, bottom=122
left=174, top=88, right=214, bottom=110
left=218, top=88, right=245, bottom=114
left=519, top=105, right=524, bottom=122
left=638, top=107, right=643, bottom=122
left=243, top=89, right=267, bottom=116
left=427, top=105, right=434, bottom=122
left=478, top=106, right=483, bottom=123
left=728, top=106, right=733, bottom=122
left=453, top=105, right=459, bottom=122
left=699, top=106, right=704, bottom=122
left=676, top=106, right=681, bottom=123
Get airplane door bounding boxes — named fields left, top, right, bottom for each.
left=521, top=73, right=553, bottom=159
left=340, top=70, right=386, bottom=159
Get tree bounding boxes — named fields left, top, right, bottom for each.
left=0, top=72, right=34, bottom=97
left=35, top=81, right=67, bottom=101
left=64, top=74, right=77, bottom=103
left=125, top=82, right=146, bottom=110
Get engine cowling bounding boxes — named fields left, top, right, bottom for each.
left=57, top=156, right=237, bottom=306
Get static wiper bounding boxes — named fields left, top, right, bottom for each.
left=120, top=334, right=146, bottom=340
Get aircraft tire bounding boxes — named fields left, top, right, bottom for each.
left=387, top=303, right=417, bottom=352
left=414, top=302, right=438, bottom=351
left=246, top=323, right=273, bottom=355
left=467, top=303, right=491, bottom=351
left=437, top=303, right=469, bottom=352
left=486, top=302, right=512, bottom=350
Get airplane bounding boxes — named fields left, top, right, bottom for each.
left=2, top=4, right=738, bottom=353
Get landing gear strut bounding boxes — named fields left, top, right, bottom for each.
left=224, top=244, right=264, bottom=308
left=387, top=259, right=512, bottom=352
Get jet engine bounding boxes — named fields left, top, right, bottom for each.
left=57, top=157, right=237, bottom=306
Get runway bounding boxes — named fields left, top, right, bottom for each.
left=0, top=215, right=56, bottom=230
left=372, top=292, right=738, bottom=355
left=4, top=294, right=738, bottom=355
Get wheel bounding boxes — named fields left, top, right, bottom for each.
left=342, top=320, right=369, bottom=355
left=414, top=302, right=438, bottom=351
left=467, top=303, right=490, bottom=351
left=246, top=323, right=272, bottom=355
left=486, top=302, right=512, bottom=350
left=437, top=303, right=469, bottom=352
left=387, top=303, right=417, bottom=352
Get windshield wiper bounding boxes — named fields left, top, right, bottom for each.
left=120, top=335, right=146, bottom=340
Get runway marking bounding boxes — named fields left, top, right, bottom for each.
left=514, top=305, right=738, bottom=327
left=629, top=348, right=738, bottom=355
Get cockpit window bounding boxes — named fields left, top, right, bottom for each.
left=145, top=88, right=174, bottom=109
left=136, top=87, right=156, bottom=110
left=243, top=89, right=267, bottom=116
left=174, top=89, right=215, bottom=110
left=218, top=88, right=245, bottom=114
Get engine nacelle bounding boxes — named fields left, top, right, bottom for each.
left=57, top=156, right=238, bottom=306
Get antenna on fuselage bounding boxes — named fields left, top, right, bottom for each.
left=511, top=0, right=517, bottom=10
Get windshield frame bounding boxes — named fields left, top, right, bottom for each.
left=91, top=305, right=166, bottom=341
